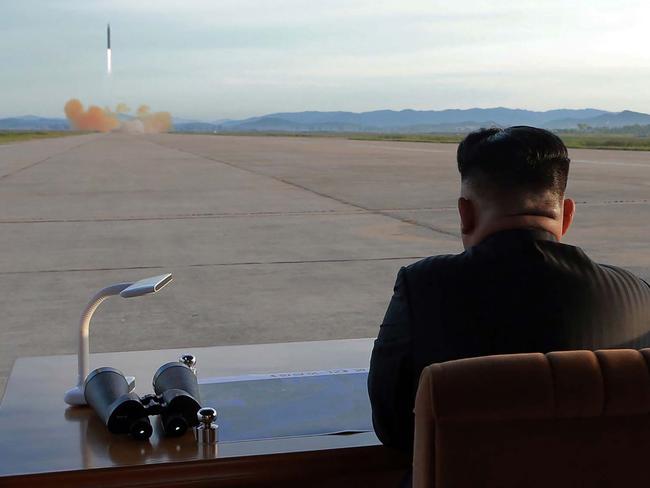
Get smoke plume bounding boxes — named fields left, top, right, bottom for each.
left=64, top=99, right=173, bottom=133
left=115, top=103, right=130, bottom=114
left=64, top=99, right=119, bottom=132
left=136, top=105, right=150, bottom=117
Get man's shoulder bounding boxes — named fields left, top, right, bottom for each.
left=544, top=241, right=649, bottom=289
left=402, top=252, right=466, bottom=283
left=594, top=262, right=650, bottom=290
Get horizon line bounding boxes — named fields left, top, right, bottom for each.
left=2, top=105, right=647, bottom=121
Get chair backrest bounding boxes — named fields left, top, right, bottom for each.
left=413, top=349, right=650, bottom=488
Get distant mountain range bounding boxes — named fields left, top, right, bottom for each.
left=168, top=108, right=650, bottom=133
left=3, top=108, right=650, bottom=133
left=0, top=115, right=70, bottom=131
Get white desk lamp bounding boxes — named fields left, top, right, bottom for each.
left=64, top=274, right=173, bottom=406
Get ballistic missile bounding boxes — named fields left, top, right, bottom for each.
left=106, top=24, right=112, bottom=74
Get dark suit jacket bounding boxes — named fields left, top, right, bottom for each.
left=368, top=228, right=650, bottom=453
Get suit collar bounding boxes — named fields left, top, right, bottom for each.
left=478, top=228, right=558, bottom=246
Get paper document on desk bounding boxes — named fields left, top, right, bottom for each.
left=198, top=368, right=372, bottom=442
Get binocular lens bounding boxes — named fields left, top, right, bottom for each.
left=130, top=417, right=154, bottom=440
left=84, top=367, right=152, bottom=440
left=161, top=412, right=189, bottom=437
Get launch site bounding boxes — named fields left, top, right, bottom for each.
left=1, top=1, right=650, bottom=486
left=1, top=132, right=648, bottom=393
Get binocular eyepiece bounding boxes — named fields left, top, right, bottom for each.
left=151, top=361, right=202, bottom=437
left=84, top=358, right=201, bottom=440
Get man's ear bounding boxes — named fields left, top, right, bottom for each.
left=458, top=197, right=476, bottom=235
left=561, top=198, right=575, bottom=236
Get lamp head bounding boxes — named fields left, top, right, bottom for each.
left=119, top=274, right=173, bottom=298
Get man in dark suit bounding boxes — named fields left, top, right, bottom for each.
left=368, top=126, right=650, bottom=454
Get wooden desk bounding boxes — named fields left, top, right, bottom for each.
left=0, top=339, right=408, bottom=487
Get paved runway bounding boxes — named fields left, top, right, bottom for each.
left=0, top=133, right=648, bottom=393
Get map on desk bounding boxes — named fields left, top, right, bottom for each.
left=198, top=368, right=373, bottom=442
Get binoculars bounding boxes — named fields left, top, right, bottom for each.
left=84, top=357, right=202, bottom=440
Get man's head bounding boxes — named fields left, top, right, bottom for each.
left=456, top=126, right=575, bottom=249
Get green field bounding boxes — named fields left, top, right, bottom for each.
left=348, top=133, right=466, bottom=144
left=349, top=132, right=650, bottom=151
left=0, top=131, right=80, bottom=145
left=190, top=131, right=650, bottom=151
left=554, top=134, right=650, bottom=151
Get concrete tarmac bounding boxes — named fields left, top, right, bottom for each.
left=0, top=133, right=648, bottom=394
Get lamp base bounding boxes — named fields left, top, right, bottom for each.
left=64, top=375, right=136, bottom=406
left=63, top=385, right=85, bottom=406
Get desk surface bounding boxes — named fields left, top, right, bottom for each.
left=0, top=339, right=407, bottom=487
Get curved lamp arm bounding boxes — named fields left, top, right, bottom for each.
left=77, top=283, right=132, bottom=388
left=64, top=274, right=173, bottom=406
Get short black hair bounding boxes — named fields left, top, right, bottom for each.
left=457, top=126, right=570, bottom=200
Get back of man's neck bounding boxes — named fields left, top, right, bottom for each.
left=467, top=215, right=561, bottom=248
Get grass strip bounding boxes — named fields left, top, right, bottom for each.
left=0, top=131, right=83, bottom=145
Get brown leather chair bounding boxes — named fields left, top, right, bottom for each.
left=413, top=349, right=650, bottom=488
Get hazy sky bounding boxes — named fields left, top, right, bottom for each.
left=2, top=0, right=649, bottom=120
